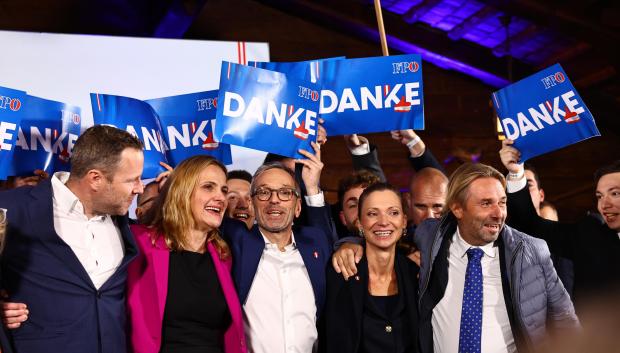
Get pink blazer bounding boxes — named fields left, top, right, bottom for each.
left=127, top=224, right=247, bottom=353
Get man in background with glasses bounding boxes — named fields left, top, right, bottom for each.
left=222, top=141, right=333, bottom=353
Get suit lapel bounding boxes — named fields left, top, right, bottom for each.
left=114, top=216, right=139, bottom=271
left=28, top=179, right=94, bottom=289
left=349, top=257, right=367, bottom=325
left=208, top=243, right=244, bottom=340
left=238, top=227, right=265, bottom=304
left=150, top=235, right=170, bottom=321
left=295, top=227, right=326, bottom=315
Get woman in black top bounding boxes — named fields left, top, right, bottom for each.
left=325, top=183, right=419, bottom=353
left=127, top=156, right=246, bottom=353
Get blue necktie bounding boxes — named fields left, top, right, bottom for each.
left=458, top=247, right=484, bottom=353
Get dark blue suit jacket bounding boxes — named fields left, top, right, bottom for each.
left=221, top=205, right=333, bottom=318
left=0, top=179, right=138, bottom=353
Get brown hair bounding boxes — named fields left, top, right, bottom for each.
left=146, top=155, right=230, bottom=259
left=338, top=170, right=381, bottom=209
left=444, top=162, right=506, bottom=213
left=69, top=125, right=143, bottom=180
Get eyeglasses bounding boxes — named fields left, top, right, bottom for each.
left=252, top=187, right=299, bottom=201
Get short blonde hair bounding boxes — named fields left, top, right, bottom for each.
left=148, top=156, right=230, bottom=259
left=444, top=163, right=506, bottom=213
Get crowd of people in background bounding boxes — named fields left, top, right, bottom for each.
left=0, top=123, right=618, bottom=353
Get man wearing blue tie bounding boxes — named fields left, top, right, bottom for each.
left=414, top=162, right=579, bottom=353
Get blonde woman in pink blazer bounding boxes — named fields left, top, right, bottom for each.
left=127, top=156, right=246, bottom=353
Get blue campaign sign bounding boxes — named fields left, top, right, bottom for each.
left=318, top=54, right=425, bottom=136
left=492, top=64, right=600, bottom=162
left=9, top=95, right=81, bottom=177
left=249, top=57, right=345, bottom=83
left=215, top=62, right=321, bottom=159
left=0, top=86, right=26, bottom=180
left=91, top=93, right=168, bottom=178
left=146, top=90, right=233, bottom=166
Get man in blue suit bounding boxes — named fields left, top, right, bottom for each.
left=222, top=142, right=333, bottom=353
left=0, top=125, right=144, bottom=353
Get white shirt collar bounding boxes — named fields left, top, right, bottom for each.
left=51, top=172, right=105, bottom=221
left=259, top=230, right=297, bottom=251
left=454, top=226, right=496, bottom=258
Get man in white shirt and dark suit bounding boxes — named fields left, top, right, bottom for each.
left=222, top=142, right=333, bottom=353
left=0, top=125, right=144, bottom=353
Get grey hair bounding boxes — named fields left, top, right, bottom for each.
left=251, top=162, right=301, bottom=196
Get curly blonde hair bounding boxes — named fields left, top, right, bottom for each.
left=146, top=156, right=230, bottom=259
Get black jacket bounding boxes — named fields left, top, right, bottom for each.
left=507, top=186, right=620, bottom=313
left=324, top=253, right=419, bottom=353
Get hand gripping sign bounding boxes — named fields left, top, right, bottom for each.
left=0, top=86, right=26, bottom=180
left=9, top=95, right=81, bottom=177
left=91, top=93, right=168, bottom=179
left=492, top=64, right=600, bottom=162
left=146, top=90, right=232, bottom=166
left=249, top=57, right=345, bottom=84
left=215, top=62, right=321, bottom=159
left=318, top=54, right=425, bottom=136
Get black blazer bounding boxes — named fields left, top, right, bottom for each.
left=324, top=253, right=419, bottom=353
left=507, top=186, right=620, bottom=312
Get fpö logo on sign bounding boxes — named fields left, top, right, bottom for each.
left=541, top=72, right=566, bottom=90
left=298, top=86, right=320, bottom=102
left=0, top=95, right=22, bottom=112
left=392, top=61, right=420, bottom=74
left=197, top=97, right=217, bottom=111
left=63, top=110, right=81, bottom=125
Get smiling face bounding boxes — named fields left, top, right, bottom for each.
left=252, top=168, right=301, bottom=237
left=94, top=148, right=144, bottom=216
left=226, top=178, right=255, bottom=228
left=451, top=177, right=507, bottom=246
left=359, top=189, right=406, bottom=251
left=596, top=172, right=620, bottom=231
left=190, top=165, right=228, bottom=233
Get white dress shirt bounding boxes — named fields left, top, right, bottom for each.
left=432, top=228, right=515, bottom=353
left=243, top=232, right=317, bottom=353
left=51, top=172, right=125, bottom=289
